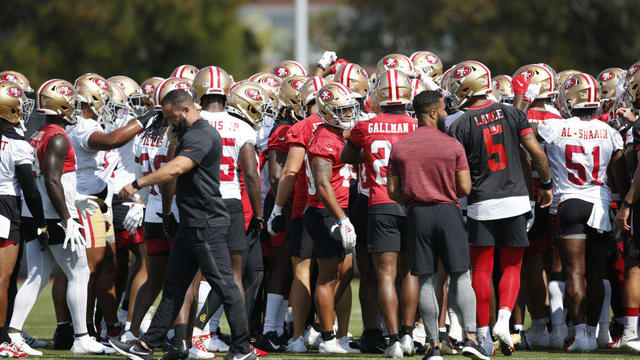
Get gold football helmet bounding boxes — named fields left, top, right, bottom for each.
left=0, top=71, right=33, bottom=93
left=597, top=67, right=625, bottom=102
left=491, top=75, right=514, bottom=104
left=272, top=60, right=308, bottom=78
left=192, top=66, right=233, bottom=103
left=446, top=60, right=491, bottom=109
left=316, top=82, right=360, bottom=130
left=410, top=51, right=443, bottom=80
left=335, top=63, right=369, bottom=98
left=376, top=54, right=417, bottom=78
left=299, top=76, right=327, bottom=117
left=108, top=75, right=145, bottom=115
left=249, top=72, right=281, bottom=116
left=0, top=81, right=34, bottom=125
left=153, top=77, right=194, bottom=109
left=36, top=79, right=77, bottom=124
left=374, top=69, right=413, bottom=107
left=170, top=65, right=199, bottom=81
left=226, top=81, right=269, bottom=126
left=556, top=70, right=581, bottom=90
left=513, top=63, right=556, bottom=99
left=107, top=82, right=131, bottom=124
left=278, top=75, right=307, bottom=121
left=560, top=73, right=600, bottom=114
left=74, top=73, right=115, bottom=122
left=625, top=65, right=640, bottom=109
left=140, top=77, right=164, bottom=107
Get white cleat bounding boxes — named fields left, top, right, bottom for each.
left=9, top=333, right=43, bottom=356
left=597, top=324, right=612, bottom=348
left=493, top=321, right=515, bottom=355
left=399, top=334, right=415, bottom=355
left=337, top=336, right=360, bottom=353
left=285, top=336, right=307, bottom=353
left=412, top=323, right=426, bottom=346
left=550, top=324, right=568, bottom=349
left=523, top=327, right=550, bottom=348
left=189, top=342, right=215, bottom=359
left=382, top=341, right=404, bottom=359
left=206, top=334, right=230, bottom=353
left=625, top=337, right=640, bottom=352
left=71, top=335, right=116, bottom=355
left=304, top=326, right=322, bottom=349
left=140, top=306, right=154, bottom=333
left=318, top=338, right=348, bottom=354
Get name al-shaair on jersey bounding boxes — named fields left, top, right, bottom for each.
left=538, top=117, right=623, bottom=205
left=201, top=110, right=256, bottom=200
left=133, top=121, right=178, bottom=223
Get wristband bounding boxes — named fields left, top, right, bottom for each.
left=623, top=200, right=634, bottom=209
left=132, top=179, right=141, bottom=190
left=337, top=216, right=348, bottom=225
left=540, top=179, right=552, bottom=191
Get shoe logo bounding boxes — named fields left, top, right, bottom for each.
left=268, top=339, right=280, bottom=349
left=233, top=353, right=253, bottom=360
left=128, top=344, right=149, bottom=355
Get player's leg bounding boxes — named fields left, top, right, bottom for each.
left=96, top=241, right=120, bottom=334
left=335, top=253, right=353, bottom=341
left=547, top=212, right=567, bottom=348
left=314, top=257, right=341, bottom=344
left=0, top=242, right=20, bottom=345
left=287, top=216, right=313, bottom=349
left=372, top=252, right=399, bottom=339
left=124, top=240, right=148, bottom=326
left=584, top=234, right=607, bottom=339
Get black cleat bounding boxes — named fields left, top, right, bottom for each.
left=461, top=338, right=491, bottom=360
left=253, top=331, right=283, bottom=352
left=160, top=338, right=189, bottom=360
left=109, top=338, right=154, bottom=360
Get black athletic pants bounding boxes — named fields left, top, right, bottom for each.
left=141, top=221, right=250, bottom=354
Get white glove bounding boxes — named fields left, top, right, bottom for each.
left=123, top=202, right=145, bottom=233
left=267, top=204, right=283, bottom=236
left=331, top=217, right=356, bottom=250
left=75, top=194, right=99, bottom=215
left=318, top=51, right=337, bottom=69
left=526, top=201, right=536, bottom=233
left=524, top=83, right=541, bottom=102
left=58, top=218, right=87, bottom=252
left=423, top=77, right=440, bottom=91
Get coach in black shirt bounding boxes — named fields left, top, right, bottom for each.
left=112, top=89, right=255, bottom=360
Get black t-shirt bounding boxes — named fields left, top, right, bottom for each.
left=448, top=101, right=532, bottom=205
left=175, top=119, right=229, bottom=227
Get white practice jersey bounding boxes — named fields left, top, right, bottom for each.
left=256, top=116, right=274, bottom=153
left=133, top=124, right=178, bottom=223
left=356, top=111, right=376, bottom=196
left=67, top=116, right=107, bottom=195
left=539, top=117, right=623, bottom=205
left=0, top=134, right=34, bottom=197
left=201, top=110, right=256, bottom=200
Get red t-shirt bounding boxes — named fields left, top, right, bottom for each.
left=29, top=122, right=76, bottom=175
left=285, top=114, right=323, bottom=217
left=348, top=113, right=417, bottom=212
left=387, top=125, right=468, bottom=210
left=306, top=125, right=350, bottom=209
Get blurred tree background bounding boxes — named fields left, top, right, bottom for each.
left=316, top=0, right=640, bottom=75
left=0, top=0, right=260, bottom=86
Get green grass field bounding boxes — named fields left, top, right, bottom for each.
left=18, top=280, right=640, bottom=359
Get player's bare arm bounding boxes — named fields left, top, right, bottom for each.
left=311, top=157, right=346, bottom=220
left=267, top=149, right=287, bottom=195
left=520, top=132, right=553, bottom=207
left=618, top=151, right=640, bottom=231
left=160, top=144, right=176, bottom=214
left=87, top=120, right=144, bottom=151
left=455, top=169, right=472, bottom=198
left=386, top=175, right=405, bottom=205
left=119, top=155, right=196, bottom=200
left=339, top=142, right=365, bottom=164
left=42, top=134, right=72, bottom=224
left=273, top=145, right=305, bottom=206
left=239, top=143, right=263, bottom=218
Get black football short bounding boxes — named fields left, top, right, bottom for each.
left=366, top=213, right=407, bottom=253
left=0, top=195, right=21, bottom=245
left=350, top=193, right=369, bottom=247
left=111, top=195, right=130, bottom=234
left=290, top=216, right=314, bottom=258
left=527, top=204, right=551, bottom=254
left=558, top=198, right=609, bottom=243
left=21, top=217, right=67, bottom=246
left=223, top=199, right=248, bottom=252
left=625, top=205, right=640, bottom=258
left=468, top=213, right=529, bottom=247
left=303, top=207, right=349, bottom=259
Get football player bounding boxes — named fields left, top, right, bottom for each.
left=537, top=73, right=627, bottom=351
left=447, top=61, right=552, bottom=355
left=340, top=69, right=419, bottom=358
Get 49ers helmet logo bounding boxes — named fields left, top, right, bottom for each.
left=599, top=72, right=614, bottom=81
left=143, top=84, right=155, bottom=95
left=264, top=77, right=280, bottom=87
left=56, top=85, right=74, bottom=96
left=426, top=55, right=438, bottom=64
left=244, top=88, right=263, bottom=101
left=176, top=82, right=192, bottom=91
left=275, top=67, right=290, bottom=78
left=629, top=65, right=640, bottom=76
left=2, top=74, right=18, bottom=82
left=292, top=80, right=304, bottom=90
left=6, top=86, right=23, bottom=98
left=454, top=66, right=471, bottom=78
left=93, top=78, right=109, bottom=91
left=383, top=57, right=398, bottom=68
left=319, top=89, right=334, bottom=102
left=521, top=70, right=534, bottom=81
left=113, top=81, right=126, bottom=90
left=565, top=78, right=576, bottom=89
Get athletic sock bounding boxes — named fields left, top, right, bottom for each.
left=400, top=325, right=414, bottom=338
left=174, top=324, right=187, bottom=341
left=497, top=246, right=524, bottom=310
left=263, top=293, right=283, bottom=335
left=321, top=331, right=334, bottom=341
left=548, top=280, right=565, bottom=325
left=496, top=308, right=511, bottom=328
left=275, top=298, right=288, bottom=336
left=470, top=246, right=494, bottom=328
left=389, top=333, right=399, bottom=344
left=586, top=325, right=597, bottom=338
left=574, top=323, right=586, bottom=338
left=0, top=327, right=10, bottom=344
left=600, top=279, right=611, bottom=323
left=514, top=324, right=524, bottom=332
left=624, top=308, right=639, bottom=338
left=532, top=319, right=546, bottom=332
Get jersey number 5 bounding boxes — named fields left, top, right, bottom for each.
left=483, top=125, right=507, bottom=171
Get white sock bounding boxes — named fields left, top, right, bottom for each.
left=275, top=298, right=288, bottom=336
left=8, top=333, right=21, bottom=342
left=125, top=321, right=131, bottom=331
left=438, top=327, right=447, bottom=333
left=514, top=324, right=524, bottom=332
left=478, top=326, right=490, bottom=340
left=208, top=306, right=224, bottom=335
left=548, top=280, right=565, bottom=325
left=624, top=316, right=638, bottom=338
left=600, top=280, right=611, bottom=323
left=574, top=323, right=586, bottom=338
left=263, top=293, right=283, bottom=334
left=496, top=309, right=511, bottom=327
left=286, top=307, right=293, bottom=324
left=586, top=325, right=597, bottom=338
left=193, top=281, right=211, bottom=337
left=532, top=319, right=545, bottom=332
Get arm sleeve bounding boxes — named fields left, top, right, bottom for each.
left=15, top=164, right=45, bottom=226
left=177, top=128, right=213, bottom=165
left=348, top=122, right=365, bottom=149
